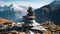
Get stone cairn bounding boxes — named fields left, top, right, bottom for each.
left=22, top=7, right=35, bottom=29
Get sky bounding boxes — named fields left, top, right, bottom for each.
left=0, top=0, right=54, bottom=9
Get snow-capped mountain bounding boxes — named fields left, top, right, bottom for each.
left=11, top=4, right=25, bottom=10
left=9, top=4, right=28, bottom=18
left=10, top=4, right=27, bottom=12
left=0, top=4, right=28, bottom=22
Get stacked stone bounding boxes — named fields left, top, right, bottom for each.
left=23, top=7, right=35, bottom=27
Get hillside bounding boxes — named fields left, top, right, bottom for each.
left=0, top=18, right=13, bottom=24
left=35, top=1, right=60, bottom=25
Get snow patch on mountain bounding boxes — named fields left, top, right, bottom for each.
left=0, top=4, right=28, bottom=21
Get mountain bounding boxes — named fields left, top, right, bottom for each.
left=35, top=1, right=60, bottom=25
left=9, top=4, right=28, bottom=18
left=0, top=4, right=28, bottom=22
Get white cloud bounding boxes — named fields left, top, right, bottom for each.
left=0, top=1, right=5, bottom=6
left=10, top=2, right=47, bottom=9
left=0, top=0, right=54, bottom=9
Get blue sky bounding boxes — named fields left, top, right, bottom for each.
left=0, top=0, right=54, bottom=9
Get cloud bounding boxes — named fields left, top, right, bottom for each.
left=0, top=0, right=54, bottom=9
left=11, top=1, right=53, bottom=9
left=0, top=1, right=4, bottom=4
left=0, top=0, right=40, bottom=1
left=15, top=13, right=22, bottom=18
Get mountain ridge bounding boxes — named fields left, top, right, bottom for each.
left=0, top=4, right=28, bottom=22
left=35, top=1, right=60, bottom=25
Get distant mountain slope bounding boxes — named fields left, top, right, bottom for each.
left=0, top=4, right=28, bottom=22
left=35, top=1, right=60, bottom=25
